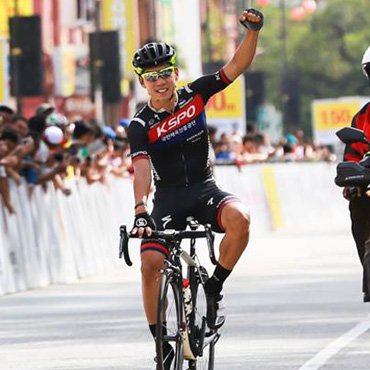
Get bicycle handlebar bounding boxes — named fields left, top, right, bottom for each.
left=119, top=225, right=217, bottom=266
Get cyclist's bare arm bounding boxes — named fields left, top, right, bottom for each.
left=223, top=10, right=261, bottom=82
left=132, top=157, right=153, bottom=237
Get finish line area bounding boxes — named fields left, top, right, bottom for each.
left=1, top=229, right=370, bottom=370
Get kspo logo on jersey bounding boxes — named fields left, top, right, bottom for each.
left=148, top=95, right=204, bottom=143
left=159, top=105, right=196, bottom=135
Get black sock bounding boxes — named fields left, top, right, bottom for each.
left=205, top=263, right=232, bottom=295
left=149, top=323, right=156, bottom=338
left=149, top=323, right=173, bottom=357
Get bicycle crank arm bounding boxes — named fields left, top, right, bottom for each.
left=203, top=331, right=220, bottom=348
left=199, top=317, right=220, bottom=353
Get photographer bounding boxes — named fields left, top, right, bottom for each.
left=343, top=45, right=370, bottom=302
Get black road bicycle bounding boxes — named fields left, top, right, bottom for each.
left=119, top=219, right=220, bottom=370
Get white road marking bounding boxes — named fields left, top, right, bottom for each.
left=298, top=316, right=370, bottom=370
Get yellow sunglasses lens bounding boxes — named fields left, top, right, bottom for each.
left=142, top=67, right=174, bottom=81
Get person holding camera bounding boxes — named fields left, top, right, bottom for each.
left=343, top=45, right=370, bottom=302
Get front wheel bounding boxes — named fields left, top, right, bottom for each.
left=363, top=248, right=370, bottom=301
left=156, top=271, right=184, bottom=370
left=188, top=266, right=216, bottom=370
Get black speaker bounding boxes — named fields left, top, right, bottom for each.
left=282, top=71, right=301, bottom=129
left=9, top=16, right=43, bottom=96
left=245, top=71, right=265, bottom=124
left=89, top=31, right=121, bottom=103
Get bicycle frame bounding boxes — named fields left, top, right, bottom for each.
left=119, top=221, right=219, bottom=369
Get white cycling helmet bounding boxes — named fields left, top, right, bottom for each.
left=362, top=46, right=370, bottom=82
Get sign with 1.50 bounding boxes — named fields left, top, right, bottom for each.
left=312, top=97, right=368, bottom=144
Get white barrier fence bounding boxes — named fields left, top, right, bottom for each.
left=0, top=163, right=349, bottom=296
left=0, top=178, right=134, bottom=296
left=214, top=162, right=349, bottom=234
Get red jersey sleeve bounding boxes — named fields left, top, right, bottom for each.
left=343, top=102, right=370, bottom=162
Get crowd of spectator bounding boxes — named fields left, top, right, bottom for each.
left=0, top=104, right=131, bottom=215
left=0, top=103, right=336, bottom=216
left=209, top=126, right=336, bottom=166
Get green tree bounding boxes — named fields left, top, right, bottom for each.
left=255, top=0, right=370, bottom=136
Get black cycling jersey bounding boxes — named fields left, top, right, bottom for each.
left=127, top=69, right=232, bottom=187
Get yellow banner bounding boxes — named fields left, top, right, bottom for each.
left=261, top=166, right=284, bottom=230
left=0, top=0, right=33, bottom=38
left=102, top=0, right=137, bottom=78
left=0, top=39, right=5, bottom=102
left=206, top=78, right=243, bottom=119
left=159, top=0, right=174, bottom=44
left=313, top=101, right=361, bottom=131
left=60, top=47, right=76, bottom=97
left=178, top=78, right=244, bottom=119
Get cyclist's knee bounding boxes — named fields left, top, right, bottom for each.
left=222, top=203, right=250, bottom=236
left=141, top=252, right=165, bottom=280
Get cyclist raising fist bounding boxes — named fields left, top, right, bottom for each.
left=128, top=8, right=263, bottom=369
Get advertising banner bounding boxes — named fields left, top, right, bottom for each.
left=0, top=38, right=8, bottom=104
left=102, top=0, right=138, bottom=79
left=177, top=75, right=246, bottom=134
left=312, top=97, right=368, bottom=145
left=0, top=0, right=33, bottom=38
left=158, top=0, right=175, bottom=45
left=52, top=46, right=76, bottom=97
left=206, top=75, right=246, bottom=134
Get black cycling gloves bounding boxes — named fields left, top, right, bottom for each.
left=240, top=9, right=264, bottom=31
left=133, top=212, right=156, bottom=231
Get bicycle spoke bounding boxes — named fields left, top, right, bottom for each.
left=188, top=267, right=215, bottom=370
left=156, top=273, right=184, bottom=370
left=163, top=285, right=180, bottom=344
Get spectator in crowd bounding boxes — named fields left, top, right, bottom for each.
left=35, top=103, right=55, bottom=118
left=229, top=132, right=243, bottom=158
left=0, top=104, right=336, bottom=216
left=46, top=112, right=68, bottom=131
left=0, top=105, right=15, bottom=129
left=72, top=120, right=97, bottom=146
left=1, top=129, right=19, bottom=152
left=0, top=130, right=18, bottom=214
left=210, top=125, right=336, bottom=165
left=11, top=116, right=29, bottom=139
left=282, top=141, right=297, bottom=162
left=238, top=133, right=269, bottom=163
left=0, top=111, right=136, bottom=214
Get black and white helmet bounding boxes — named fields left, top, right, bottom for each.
left=132, top=42, right=176, bottom=75
left=362, top=45, right=370, bottom=83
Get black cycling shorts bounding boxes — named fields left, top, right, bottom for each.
left=140, top=178, right=241, bottom=256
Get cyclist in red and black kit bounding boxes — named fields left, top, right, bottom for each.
left=343, top=45, right=370, bottom=303
left=127, top=9, right=263, bottom=369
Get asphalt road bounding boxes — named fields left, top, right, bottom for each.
left=1, top=227, right=370, bottom=370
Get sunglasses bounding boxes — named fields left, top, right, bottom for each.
left=141, top=66, right=175, bottom=81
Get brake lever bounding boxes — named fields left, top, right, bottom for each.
left=205, top=224, right=217, bottom=265
left=119, top=225, right=132, bottom=266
